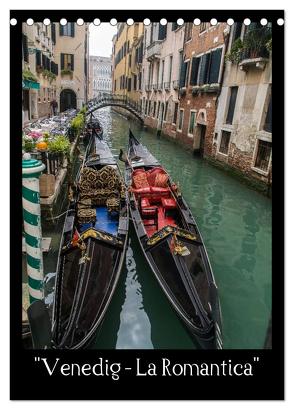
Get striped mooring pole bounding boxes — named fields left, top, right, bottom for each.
left=22, top=154, right=45, bottom=304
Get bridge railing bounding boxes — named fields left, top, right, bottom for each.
left=87, top=93, right=143, bottom=116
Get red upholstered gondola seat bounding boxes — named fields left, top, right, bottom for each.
left=146, top=167, right=167, bottom=186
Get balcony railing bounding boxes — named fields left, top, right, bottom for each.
left=164, top=82, right=171, bottom=91
left=172, top=80, right=179, bottom=90
left=146, top=41, right=161, bottom=61
left=238, top=26, right=271, bottom=71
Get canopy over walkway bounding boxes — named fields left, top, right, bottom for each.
left=86, top=93, right=144, bottom=123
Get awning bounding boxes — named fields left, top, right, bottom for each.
left=22, top=79, right=40, bottom=90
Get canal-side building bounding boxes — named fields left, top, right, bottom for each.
left=22, top=22, right=58, bottom=124
left=176, top=22, right=228, bottom=155
left=213, top=22, right=272, bottom=187
left=141, top=22, right=185, bottom=137
left=54, top=22, right=89, bottom=112
left=89, top=55, right=112, bottom=99
left=112, top=22, right=144, bottom=102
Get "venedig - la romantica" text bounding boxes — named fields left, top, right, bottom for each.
left=34, top=357, right=260, bottom=380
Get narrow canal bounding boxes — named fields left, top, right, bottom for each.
left=42, top=106, right=272, bottom=349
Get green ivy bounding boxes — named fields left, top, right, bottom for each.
left=61, top=69, right=73, bottom=76
left=42, top=69, right=56, bottom=83
left=225, top=38, right=244, bottom=64
left=70, top=113, right=85, bottom=137
left=22, top=69, right=38, bottom=83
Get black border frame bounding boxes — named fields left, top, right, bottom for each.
left=11, top=9, right=284, bottom=400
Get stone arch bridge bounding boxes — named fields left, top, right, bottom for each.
left=86, top=93, right=144, bottom=123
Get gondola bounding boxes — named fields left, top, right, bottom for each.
left=84, top=114, right=103, bottom=142
left=121, top=130, right=222, bottom=349
left=47, top=135, right=129, bottom=349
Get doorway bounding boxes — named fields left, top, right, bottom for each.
left=23, top=89, right=30, bottom=122
left=193, top=124, right=206, bottom=156
left=60, top=89, right=77, bottom=112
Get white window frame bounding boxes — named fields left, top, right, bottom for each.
left=217, top=129, right=231, bottom=156
left=251, top=136, right=272, bottom=176
left=188, top=110, right=197, bottom=137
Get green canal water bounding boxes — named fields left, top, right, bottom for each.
left=41, top=107, right=272, bottom=349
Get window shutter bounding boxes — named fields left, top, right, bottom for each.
left=60, top=53, right=64, bottom=70
left=158, top=24, right=167, bottom=40
left=179, top=61, right=187, bottom=88
left=59, top=24, right=63, bottom=36
left=208, top=48, right=222, bottom=84
left=50, top=60, right=54, bottom=73
left=172, top=22, right=178, bottom=31
left=22, top=34, right=29, bottom=63
left=198, top=53, right=210, bottom=85
left=71, top=22, right=75, bottom=37
left=36, top=50, right=41, bottom=67
left=190, top=57, right=200, bottom=85
left=71, top=54, right=74, bottom=71
left=51, top=23, right=56, bottom=44
left=232, top=22, right=242, bottom=43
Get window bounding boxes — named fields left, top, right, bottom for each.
left=172, top=22, right=179, bottom=31
left=219, top=131, right=231, bottom=154
left=164, top=102, right=168, bottom=121
left=127, top=78, right=131, bottom=91
left=158, top=24, right=167, bottom=40
left=263, top=88, right=272, bottom=133
left=188, top=111, right=196, bottom=135
left=173, top=103, right=179, bottom=124
left=208, top=48, right=222, bottom=84
left=153, top=102, right=157, bottom=117
left=161, top=59, right=165, bottom=86
left=179, top=60, right=190, bottom=88
left=254, top=140, right=272, bottom=171
left=129, top=54, right=132, bottom=68
left=198, top=53, right=211, bottom=85
left=133, top=75, right=137, bottom=91
left=226, top=86, right=238, bottom=124
left=178, top=109, right=184, bottom=131
left=231, top=22, right=243, bottom=44
left=190, top=57, right=201, bottom=86
left=157, top=102, right=161, bottom=118
left=185, top=22, right=193, bottom=42
left=51, top=23, right=56, bottom=44
left=60, top=23, right=75, bottom=37
left=22, top=34, right=29, bottom=63
left=199, top=22, right=207, bottom=33
left=61, top=54, right=74, bottom=70
left=168, top=56, right=173, bottom=83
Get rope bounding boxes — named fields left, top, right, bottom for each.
left=45, top=210, right=69, bottom=221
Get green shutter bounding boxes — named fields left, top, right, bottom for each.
left=198, top=53, right=210, bottom=85
left=179, top=61, right=187, bottom=88
left=208, top=48, right=222, bottom=84
left=35, top=50, right=41, bottom=67
left=59, top=24, right=63, bottom=36
left=71, top=54, right=74, bottom=71
left=51, top=23, right=56, bottom=44
left=71, top=22, right=75, bottom=37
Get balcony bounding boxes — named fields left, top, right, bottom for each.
left=172, top=80, right=179, bottom=90
left=146, top=41, right=161, bottom=61
left=239, top=46, right=270, bottom=71
left=152, top=83, right=158, bottom=92
left=164, top=82, right=171, bottom=91
left=158, top=83, right=163, bottom=91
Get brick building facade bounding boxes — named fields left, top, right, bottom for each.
left=176, top=22, right=228, bottom=155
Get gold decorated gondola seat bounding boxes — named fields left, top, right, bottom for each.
left=77, top=166, right=125, bottom=223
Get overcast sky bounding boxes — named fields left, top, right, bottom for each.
left=89, top=23, right=117, bottom=57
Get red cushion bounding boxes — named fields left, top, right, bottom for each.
left=142, top=207, right=157, bottom=216
left=161, top=197, right=177, bottom=209
left=154, top=173, right=169, bottom=188
left=150, top=186, right=170, bottom=194
left=141, top=197, right=151, bottom=208
left=133, top=171, right=149, bottom=189
left=131, top=187, right=151, bottom=195
left=146, top=167, right=166, bottom=186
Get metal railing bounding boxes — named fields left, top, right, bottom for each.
left=40, top=151, right=64, bottom=176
